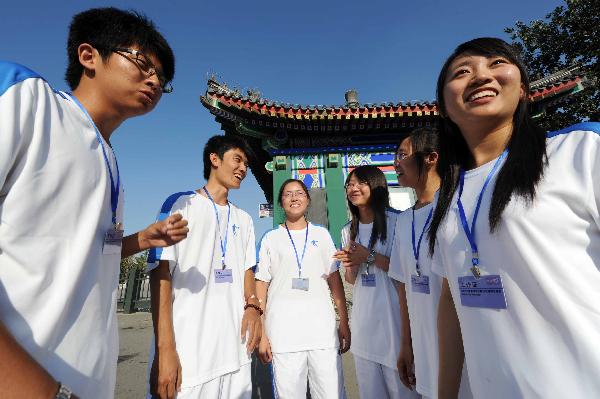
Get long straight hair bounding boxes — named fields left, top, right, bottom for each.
left=428, top=37, right=547, bottom=255
left=345, top=165, right=390, bottom=248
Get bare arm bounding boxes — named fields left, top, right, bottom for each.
left=241, top=269, right=262, bottom=352
left=327, top=270, right=351, bottom=353
left=396, top=282, right=415, bottom=389
left=438, top=278, right=464, bottom=399
left=256, top=280, right=272, bottom=363
left=0, top=322, right=63, bottom=399
left=149, top=260, right=181, bottom=398
left=121, top=214, right=189, bottom=259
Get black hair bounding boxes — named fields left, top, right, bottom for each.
left=428, top=37, right=547, bottom=255
left=203, top=135, right=251, bottom=180
left=399, top=127, right=441, bottom=181
left=277, top=179, right=311, bottom=207
left=65, top=7, right=175, bottom=90
left=345, top=165, right=390, bottom=248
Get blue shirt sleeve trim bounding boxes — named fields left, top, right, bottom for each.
left=147, top=191, right=195, bottom=265
left=0, top=61, right=43, bottom=96
left=547, top=122, right=600, bottom=138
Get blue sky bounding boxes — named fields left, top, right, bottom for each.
left=1, top=0, right=563, bottom=241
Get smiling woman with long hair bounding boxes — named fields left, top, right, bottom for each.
left=334, top=165, right=418, bottom=399
left=428, top=37, right=600, bottom=399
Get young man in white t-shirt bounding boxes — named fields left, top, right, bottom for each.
left=147, top=135, right=262, bottom=399
left=0, top=8, right=188, bottom=399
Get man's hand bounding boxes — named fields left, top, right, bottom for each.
left=149, top=347, right=182, bottom=399
left=141, top=214, right=189, bottom=249
left=240, top=306, right=262, bottom=352
left=397, top=341, right=416, bottom=390
left=338, top=319, right=351, bottom=354
left=258, top=335, right=273, bottom=364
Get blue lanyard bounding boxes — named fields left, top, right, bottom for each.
left=457, top=150, right=508, bottom=277
left=203, top=187, right=231, bottom=269
left=411, top=206, right=433, bottom=276
left=284, top=222, right=309, bottom=278
left=66, top=93, right=120, bottom=226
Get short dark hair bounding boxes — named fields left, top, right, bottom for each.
left=65, top=7, right=175, bottom=90
left=203, top=135, right=251, bottom=180
left=277, top=179, right=311, bottom=206
left=345, top=165, right=390, bottom=248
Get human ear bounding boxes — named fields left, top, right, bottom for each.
left=210, top=153, right=222, bottom=169
left=77, top=43, right=98, bottom=72
left=519, top=82, right=526, bottom=100
left=426, top=152, right=439, bottom=167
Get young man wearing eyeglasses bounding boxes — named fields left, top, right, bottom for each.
left=146, top=135, right=262, bottom=399
left=0, top=7, right=188, bottom=399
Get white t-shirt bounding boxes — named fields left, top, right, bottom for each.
left=255, top=223, right=339, bottom=353
left=0, top=62, right=123, bottom=398
left=342, top=209, right=401, bottom=370
left=389, top=203, right=442, bottom=397
left=431, top=124, right=600, bottom=399
left=147, top=192, right=256, bottom=388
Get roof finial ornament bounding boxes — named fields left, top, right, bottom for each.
left=345, top=89, right=359, bottom=108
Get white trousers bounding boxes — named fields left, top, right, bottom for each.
left=354, top=356, right=420, bottom=399
left=173, top=363, right=252, bottom=399
left=272, top=348, right=345, bottom=399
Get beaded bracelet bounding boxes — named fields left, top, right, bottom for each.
left=244, top=303, right=263, bottom=316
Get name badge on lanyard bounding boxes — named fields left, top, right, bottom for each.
left=361, top=273, right=376, bottom=287
left=411, top=206, right=433, bottom=294
left=458, top=275, right=507, bottom=309
left=203, top=187, right=233, bottom=283
left=215, top=269, right=233, bottom=284
left=103, top=226, right=124, bottom=255
left=65, top=93, right=122, bottom=256
left=411, top=274, right=430, bottom=294
left=285, top=221, right=310, bottom=291
left=292, top=277, right=309, bottom=291
left=456, top=150, right=508, bottom=309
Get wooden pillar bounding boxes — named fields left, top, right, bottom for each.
left=272, top=155, right=291, bottom=227
left=324, top=153, right=347, bottom=248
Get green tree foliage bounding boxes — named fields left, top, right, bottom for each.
left=119, top=251, right=148, bottom=283
left=505, top=0, right=599, bottom=131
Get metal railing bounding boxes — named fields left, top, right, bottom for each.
left=117, top=268, right=151, bottom=313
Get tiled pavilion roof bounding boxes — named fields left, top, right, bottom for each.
left=200, top=65, right=587, bottom=201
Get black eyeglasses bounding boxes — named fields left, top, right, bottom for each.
left=112, top=47, right=173, bottom=93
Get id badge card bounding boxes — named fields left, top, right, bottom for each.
left=411, top=274, right=430, bottom=294
left=361, top=273, right=376, bottom=287
left=458, top=274, right=507, bottom=309
left=103, top=228, right=123, bottom=255
left=214, top=269, right=233, bottom=283
left=292, top=277, right=309, bottom=291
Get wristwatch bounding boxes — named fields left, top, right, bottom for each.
left=366, top=249, right=376, bottom=266
left=55, top=383, right=72, bottom=399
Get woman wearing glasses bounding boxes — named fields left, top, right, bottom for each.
left=256, top=179, right=350, bottom=399
left=334, top=165, right=418, bottom=399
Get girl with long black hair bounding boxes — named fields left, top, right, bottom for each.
left=334, top=165, right=418, bottom=399
left=429, top=37, right=600, bottom=399
left=388, top=127, right=471, bottom=399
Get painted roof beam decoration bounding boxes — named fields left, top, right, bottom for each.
left=200, top=65, right=587, bottom=201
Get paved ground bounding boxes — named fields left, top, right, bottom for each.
left=116, top=312, right=359, bottom=398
